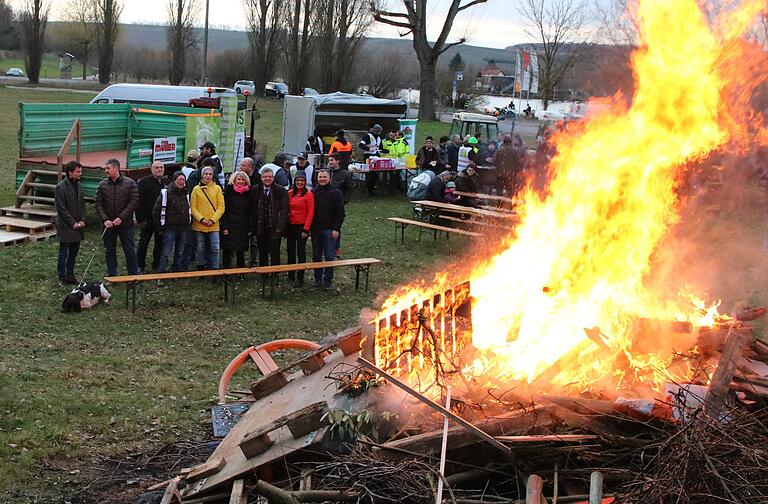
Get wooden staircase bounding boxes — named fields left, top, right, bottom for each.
left=15, top=169, right=60, bottom=207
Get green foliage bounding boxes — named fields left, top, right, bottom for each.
left=323, top=408, right=377, bottom=442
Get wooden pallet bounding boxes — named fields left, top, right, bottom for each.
left=0, top=216, right=54, bottom=235
left=0, top=230, right=29, bottom=247
left=27, top=230, right=57, bottom=243
left=0, top=205, right=57, bottom=222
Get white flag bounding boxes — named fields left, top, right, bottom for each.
left=529, top=49, right=539, bottom=94
left=514, top=50, right=522, bottom=94
left=521, top=50, right=531, bottom=92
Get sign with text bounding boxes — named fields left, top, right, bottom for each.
left=153, top=136, right=178, bottom=164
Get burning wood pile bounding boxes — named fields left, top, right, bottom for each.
left=149, top=0, right=768, bottom=501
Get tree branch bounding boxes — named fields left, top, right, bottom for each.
left=457, top=0, right=487, bottom=12
left=372, top=12, right=412, bottom=30
left=436, top=38, right=466, bottom=56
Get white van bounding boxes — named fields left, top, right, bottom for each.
left=90, top=83, right=237, bottom=107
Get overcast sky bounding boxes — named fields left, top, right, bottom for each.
left=28, top=0, right=531, bottom=50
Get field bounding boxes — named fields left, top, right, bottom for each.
left=0, top=85, right=465, bottom=502
left=0, top=53, right=96, bottom=81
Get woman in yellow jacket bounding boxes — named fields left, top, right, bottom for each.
left=191, top=165, right=225, bottom=269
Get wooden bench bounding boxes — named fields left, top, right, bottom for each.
left=440, top=214, right=515, bottom=233
left=255, top=258, right=382, bottom=299
left=104, top=258, right=382, bottom=311
left=387, top=217, right=481, bottom=243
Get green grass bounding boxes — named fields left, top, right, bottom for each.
left=0, top=85, right=469, bottom=502
left=0, top=53, right=97, bottom=80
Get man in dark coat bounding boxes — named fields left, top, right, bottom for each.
left=153, top=171, right=191, bottom=273
left=54, top=160, right=86, bottom=286
left=252, top=167, right=288, bottom=266
left=425, top=170, right=453, bottom=202
left=493, top=134, right=524, bottom=196
left=328, top=154, right=352, bottom=204
left=312, top=169, right=345, bottom=290
left=136, top=161, right=169, bottom=273
left=95, top=158, right=139, bottom=276
left=446, top=134, right=462, bottom=171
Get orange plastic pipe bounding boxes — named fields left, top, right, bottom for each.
left=218, top=339, right=321, bottom=404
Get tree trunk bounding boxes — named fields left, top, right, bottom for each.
left=417, top=58, right=437, bottom=121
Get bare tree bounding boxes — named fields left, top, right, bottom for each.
left=95, top=0, right=123, bottom=84
left=243, top=0, right=285, bottom=96
left=166, top=0, right=199, bottom=85
left=284, top=0, right=314, bottom=94
left=372, top=0, right=487, bottom=120
left=19, top=0, right=50, bottom=84
left=0, top=0, right=20, bottom=50
left=518, top=0, right=588, bottom=110
left=355, top=48, right=407, bottom=97
left=59, top=0, right=97, bottom=80
left=316, top=0, right=373, bottom=93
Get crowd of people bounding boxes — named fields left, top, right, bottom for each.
left=54, top=141, right=350, bottom=291
left=53, top=128, right=549, bottom=289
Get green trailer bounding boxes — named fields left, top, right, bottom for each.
left=14, top=98, right=244, bottom=206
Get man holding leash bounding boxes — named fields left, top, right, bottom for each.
left=54, top=160, right=86, bottom=286
left=95, top=158, right=140, bottom=277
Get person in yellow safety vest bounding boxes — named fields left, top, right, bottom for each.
left=381, top=131, right=398, bottom=159
left=457, top=137, right=479, bottom=172
left=392, top=134, right=410, bottom=158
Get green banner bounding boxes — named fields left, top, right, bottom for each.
left=185, top=113, right=221, bottom=156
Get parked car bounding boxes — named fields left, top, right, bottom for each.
left=234, top=80, right=256, bottom=95
left=302, top=87, right=319, bottom=96
left=265, top=81, right=289, bottom=98
left=5, top=67, right=24, bottom=77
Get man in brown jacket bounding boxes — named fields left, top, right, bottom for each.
left=54, top=160, right=86, bottom=286
left=95, top=158, right=139, bottom=276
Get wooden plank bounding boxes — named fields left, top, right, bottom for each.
left=590, top=471, right=604, bottom=504
left=104, top=258, right=382, bottom=283
left=387, top=217, right=481, bottom=237
left=412, top=200, right=519, bottom=220
left=495, top=434, right=599, bottom=443
left=453, top=190, right=519, bottom=204
left=0, top=216, right=54, bottom=233
left=0, top=205, right=57, bottom=219
left=0, top=230, right=28, bottom=246
left=185, top=457, right=227, bottom=482
left=706, top=327, right=751, bottom=418
left=159, top=477, right=182, bottom=504
left=439, top=214, right=514, bottom=230
left=526, top=474, right=545, bottom=504
left=249, top=348, right=279, bottom=375
left=357, top=357, right=511, bottom=454
left=229, top=479, right=246, bottom=504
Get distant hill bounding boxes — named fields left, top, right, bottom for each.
left=47, top=21, right=516, bottom=72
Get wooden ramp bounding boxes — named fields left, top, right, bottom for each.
left=0, top=205, right=57, bottom=247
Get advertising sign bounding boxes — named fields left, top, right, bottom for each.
left=398, top=118, right=418, bottom=156
left=153, top=136, right=177, bottom=164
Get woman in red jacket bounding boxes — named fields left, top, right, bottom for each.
left=286, top=171, right=315, bottom=287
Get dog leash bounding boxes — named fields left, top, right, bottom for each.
left=80, top=227, right=107, bottom=281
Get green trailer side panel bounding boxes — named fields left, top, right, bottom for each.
left=126, top=105, right=196, bottom=168
left=18, top=103, right=130, bottom=157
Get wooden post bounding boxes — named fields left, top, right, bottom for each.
left=229, top=479, right=246, bottom=504
left=526, top=474, right=544, bottom=504
left=705, top=326, right=750, bottom=419
left=589, top=471, right=603, bottom=504
left=435, top=386, right=451, bottom=504
left=75, top=119, right=81, bottom=163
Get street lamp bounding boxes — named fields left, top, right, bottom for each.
left=201, top=0, right=209, bottom=86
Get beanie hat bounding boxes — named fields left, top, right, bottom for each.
left=468, top=137, right=478, bottom=145
left=173, top=170, right=186, bottom=181
left=446, top=181, right=456, bottom=189
left=294, top=170, right=307, bottom=180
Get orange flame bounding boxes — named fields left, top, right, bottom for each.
left=374, top=0, right=767, bottom=398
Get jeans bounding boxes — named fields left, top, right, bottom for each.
left=158, top=228, right=187, bottom=273
left=312, top=229, right=336, bottom=286
left=103, top=226, right=139, bottom=276
left=181, top=228, right=196, bottom=271
left=195, top=231, right=221, bottom=269
left=286, top=224, right=308, bottom=281
left=57, top=241, right=81, bottom=278
left=136, top=223, right=163, bottom=272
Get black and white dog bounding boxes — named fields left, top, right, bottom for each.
left=61, top=282, right=111, bottom=313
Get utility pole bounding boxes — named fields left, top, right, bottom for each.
left=201, top=0, right=209, bottom=85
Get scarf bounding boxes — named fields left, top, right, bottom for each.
left=233, top=184, right=249, bottom=194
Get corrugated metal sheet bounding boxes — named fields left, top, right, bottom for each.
left=19, top=103, right=130, bottom=157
